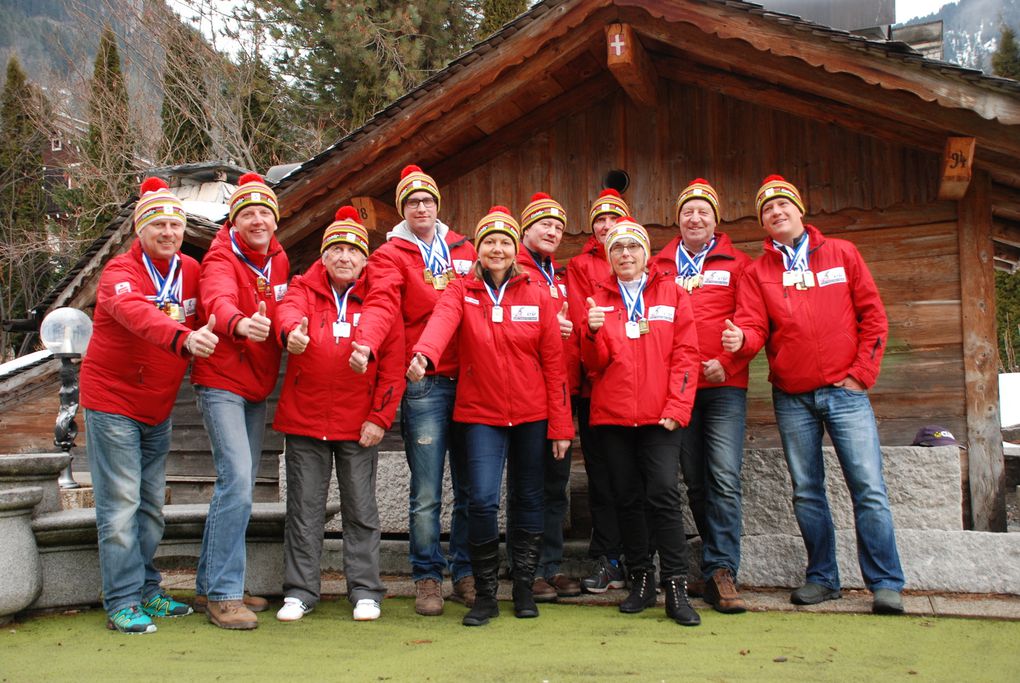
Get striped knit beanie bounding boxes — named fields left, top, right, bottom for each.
left=134, top=177, right=185, bottom=234
left=321, top=206, right=370, bottom=256
left=229, top=172, right=279, bottom=223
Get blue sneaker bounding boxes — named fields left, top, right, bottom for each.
left=107, top=605, right=157, bottom=634
left=141, top=591, right=194, bottom=618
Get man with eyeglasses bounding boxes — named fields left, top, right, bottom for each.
left=350, top=165, right=477, bottom=617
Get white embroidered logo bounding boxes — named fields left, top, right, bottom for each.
left=511, top=305, right=539, bottom=322
left=647, top=305, right=675, bottom=322
left=816, top=267, right=847, bottom=287
left=114, top=282, right=131, bottom=295
left=702, top=270, right=731, bottom=287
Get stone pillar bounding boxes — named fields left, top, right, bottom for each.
left=0, top=453, right=71, bottom=517
left=0, top=486, right=44, bottom=625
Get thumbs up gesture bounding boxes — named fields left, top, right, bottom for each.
left=557, top=301, right=573, bottom=339
left=349, top=340, right=371, bottom=374
left=238, top=300, right=272, bottom=342
left=406, top=352, right=428, bottom=383
left=587, top=296, right=606, bottom=333
left=187, top=314, right=219, bottom=358
left=720, top=318, right=744, bottom=353
left=287, top=316, right=310, bottom=355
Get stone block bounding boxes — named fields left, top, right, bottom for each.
left=0, top=453, right=70, bottom=517
left=32, top=546, right=101, bottom=610
left=0, top=487, right=44, bottom=622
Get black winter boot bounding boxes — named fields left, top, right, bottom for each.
left=463, top=539, right=501, bottom=626
left=619, top=569, right=657, bottom=613
left=664, top=576, right=701, bottom=626
left=510, top=529, right=543, bottom=618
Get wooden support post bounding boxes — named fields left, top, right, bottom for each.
left=957, top=169, right=1007, bottom=530
left=351, top=196, right=401, bottom=235
left=938, top=137, right=976, bottom=200
left=605, top=23, right=657, bottom=108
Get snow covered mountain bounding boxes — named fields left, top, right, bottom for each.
left=902, top=0, right=1020, bottom=72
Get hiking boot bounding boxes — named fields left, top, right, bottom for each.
left=141, top=591, right=193, bottom=618
left=582, top=556, right=626, bottom=594
left=549, top=574, right=582, bottom=598
left=664, top=576, right=701, bottom=626
left=276, top=597, right=312, bottom=622
left=415, top=578, right=444, bottom=616
left=450, top=575, right=476, bottom=607
left=619, top=570, right=657, bottom=614
left=106, top=605, right=157, bottom=635
left=791, top=582, right=842, bottom=606
left=532, top=577, right=558, bottom=603
left=206, top=599, right=258, bottom=630
left=872, top=589, right=905, bottom=615
left=703, top=568, right=747, bottom=614
left=353, top=599, right=381, bottom=621
left=194, top=592, right=268, bottom=613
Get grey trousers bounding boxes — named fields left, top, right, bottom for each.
left=282, top=434, right=386, bottom=606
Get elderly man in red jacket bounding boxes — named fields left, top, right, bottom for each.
left=81, top=178, right=218, bottom=634
left=723, top=175, right=905, bottom=615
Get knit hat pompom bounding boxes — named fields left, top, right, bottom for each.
left=321, top=204, right=370, bottom=256
left=474, top=205, right=520, bottom=251
left=589, top=188, right=629, bottom=228
left=675, top=178, right=721, bottom=224
left=401, top=165, right=422, bottom=179
left=520, top=192, right=566, bottom=232
left=599, top=188, right=621, bottom=199
left=754, top=174, right=804, bottom=224
left=489, top=205, right=511, bottom=215
left=396, top=164, right=441, bottom=213
left=237, top=172, right=265, bottom=185
left=134, top=177, right=185, bottom=234
left=140, top=177, right=169, bottom=195
left=229, top=172, right=279, bottom=222
left=761, top=174, right=786, bottom=184
left=530, top=192, right=551, bottom=202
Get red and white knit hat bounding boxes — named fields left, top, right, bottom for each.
left=520, top=192, right=567, bottom=232
left=321, top=206, right=370, bottom=256
left=474, top=205, right=520, bottom=251
left=134, top=177, right=185, bottom=235
left=675, top=178, right=720, bottom=224
left=754, top=174, right=804, bottom=224
left=588, top=188, right=629, bottom=228
left=604, top=217, right=650, bottom=260
left=395, top=164, right=441, bottom=213
left=229, top=172, right=279, bottom=223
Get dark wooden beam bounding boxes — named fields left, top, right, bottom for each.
left=605, top=23, right=657, bottom=108
left=938, top=137, right=976, bottom=201
left=992, top=217, right=1020, bottom=249
left=957, top=170, right=1006, bottom=531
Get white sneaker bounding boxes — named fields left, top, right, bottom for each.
left=276, top=597, right=312, bottom=622
left=352, top=599, right=381, bottom=621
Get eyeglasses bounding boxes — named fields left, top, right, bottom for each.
left=405, top=197, right=436, bottom=210
left=609, top=241, right=642, bottom=255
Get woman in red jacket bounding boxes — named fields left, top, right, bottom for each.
left=273, top=207, right=404, bottom=623
left=582, top=219, right=702, bottom=627
left=408, top=206, right=573, bottom=627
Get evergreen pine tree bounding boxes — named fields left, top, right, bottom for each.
left=159, top=23, right=213, bottom=165
left=993, top=25, right=1020, bottom=80
left=478, top=0, right=527, bottom=38
left=236, top=53, right=289, bottom=168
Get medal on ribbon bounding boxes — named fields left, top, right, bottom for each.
left=618, top=274, right=648, bottom=339
left=230, top=229, right=273, bottom=297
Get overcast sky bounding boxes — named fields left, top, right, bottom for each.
left=896, top=0, right=960, bottom=22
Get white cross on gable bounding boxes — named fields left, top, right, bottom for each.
left=610, top=34, right=625, bottom=56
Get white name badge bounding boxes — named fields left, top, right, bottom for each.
left=464, top=296, right=480, bottom=306
left=511, top=305, right=539, bottom=322
left=558, top=283, right=568, bottom=297
left=647, top=305, right=675, bottom=323
left=352, top=313, right=361, bottom=325
left=702, top=270, right=731, bottom=287
left=114, top=281, right=131, bottom=295
left=274, top=283, right=288, bottom=301
left=453, top=259, right=472, bottom=275
left=625, top=321, right=640, bottom=339
left=492, top=305, right=504, bottom=323
left=333, top=321, right=351, bottom=338
left=816, top=267, right=847, bottom=287
left=183, top=298, right=197, bottom=317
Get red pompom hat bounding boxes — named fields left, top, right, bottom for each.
left=395, top=164, right=441, bottom=214
left=675, top=178, right=720, bottom=224
left=321, top=205, right=370, bottom=256
left=474, top=205, right=520, bottom=251
left=229, top=172, right=279, bottom=223
left=754, top=174, right=804, bottom=224
left=133, top=177, right=185, bottom=235
left=520, top=192, right=567, bottom=232
left=588, top=188, right=629, bottom=228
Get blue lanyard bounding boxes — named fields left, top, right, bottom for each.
left=526, top=248, right=556, bottom=286
left=675, top=238, right=715, bottom=278
left=332, top=283, right=353, bottom=324
left=483, top=278, right=510, bottom=308
left=230, top=228, right=272, bottom=283
left=773, top=234, right=809, bottom=272
left=141, top=252, right=181, bottom=305
left=413, top=234, right=451, bottom=276
left=617, top=274, right=647, bottom=322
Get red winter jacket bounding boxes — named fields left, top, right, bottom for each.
left=272, top=261, right=404, bottom=441
left=412, top=272, right=573, bottom=440
left=355, top=222, right=476, bottom=377
left=566, top=236, right=611, bottom=398
left=734, top=224, right=888, bottom=394
left=518, top=248, right=580, bottom=396
left=80, top=240, right=200, bottom=425
left=649, top=232, right=755, bottom=390
left=190, top=224, right=290, bottom=402
left=581, top=270, right=700, bottom=428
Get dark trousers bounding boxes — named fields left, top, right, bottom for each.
left=599, top=424, right=690, bottom=578
left=576, top=398, right=621, bottom=560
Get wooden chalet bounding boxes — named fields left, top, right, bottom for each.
left=270, top=0, right=1020, bottom=531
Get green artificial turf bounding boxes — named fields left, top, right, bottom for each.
left=2, top=598, right=1018, bottom=682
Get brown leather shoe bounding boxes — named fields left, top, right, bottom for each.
left=194, top=592, right=269, bottom=614
left=548, top=574, right=582, bottom=598
left=531, top=577, right=557, bottom=603
left=704, top=568, right=747, bottom=614
left=206, top=599, right=258, bottom=630
left=415, top=578, right=444, bottom=616
left=450, top=575, right=476, bottom=607
left=686, top=577, right=706, bottom=598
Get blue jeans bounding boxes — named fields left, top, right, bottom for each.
left=85, top=409, right=170, bottom=615
left=401, top=376, right=471, bottom=582
left=464, top=421, right=547, bottom=544
left=679, top=387, right=746, bottom=578
left=773, top=386, right=905, bottom=592
left=194, top=385, right=267, bottom=601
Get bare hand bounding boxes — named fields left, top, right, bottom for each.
left=239, top=300, right=271, bottom=342
left=587, top=297, right=608, bottom=333
left=349, top=341, right=371, bottom=374
left=835, top=375, right=866, bottom=392
left=359, top=420, right=385, bottom=447
left=557, top=302, right=573, bottom=339
left=659, top=417, right=680, bottom=431
left=406, top=352, right=428, bottom=382
left=702, top=358, right=726, bottom=384
left=287, top=317, right=310, bottom=355
left=187, top=314, right=219, bottom=358
left=720, top=318, right=744, bottom=353
left=552, top=439, right=571, bottom=460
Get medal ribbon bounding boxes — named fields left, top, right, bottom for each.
left=230, top=228, right=273, bottom=286
left=142, top=252, right=182, bottom=306
left=617, top=274, right=647, bottom=323
left=413, top=234, right=451, bottom=277
left=332, top=283, right=353, bottom=325
left=675, top=238, right=715, bottom=278
left=483, top=278, right=510, bottom=310
left=526, top=248, right=556, bottom=287
left=773, top=234, right=810, bottom=272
